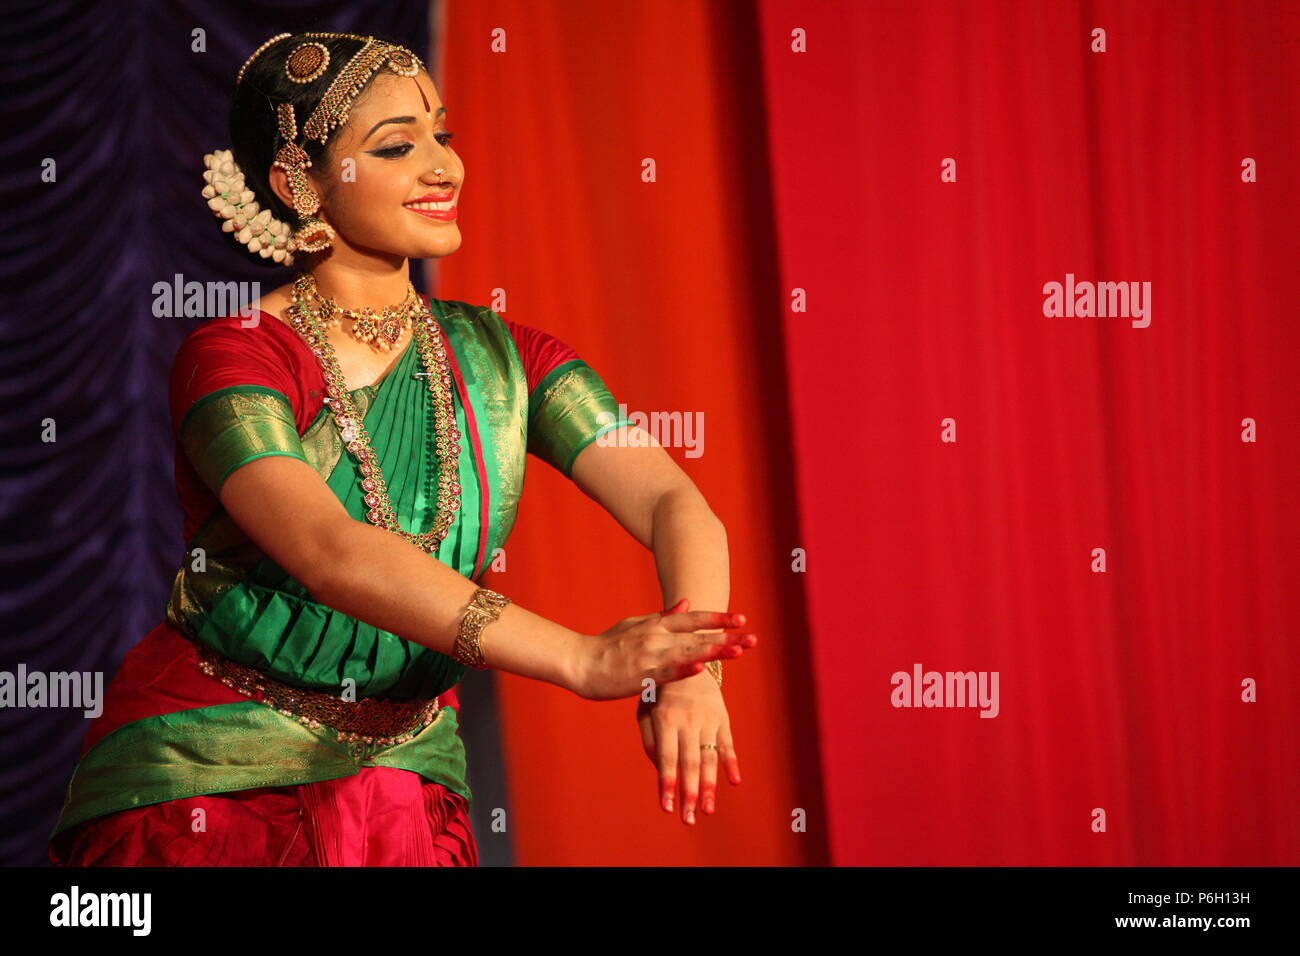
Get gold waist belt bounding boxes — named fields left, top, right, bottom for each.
left=192, top=639, right=444, bottom=748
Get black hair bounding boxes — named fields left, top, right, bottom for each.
left=228, top=32, right=412, bottom=262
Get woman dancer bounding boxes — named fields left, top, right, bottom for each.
left=49, top=31, right=754, bottom=866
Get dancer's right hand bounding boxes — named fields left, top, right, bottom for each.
left=569, top=609, right=756, bottom=701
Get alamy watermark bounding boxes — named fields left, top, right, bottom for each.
left=595, top=405, right=704, bottom=458
left=1043, top=272, right=1151, bottom=328
left=151, top=273, right=261, bottom=324
left=50, top=886, right=150, bottom=936
left=891, top=663, right=1000, bottom=718
left=0, top=664, right=102, bottom=717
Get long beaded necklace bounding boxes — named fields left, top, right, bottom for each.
left=286, top=273, right=462, bottom=552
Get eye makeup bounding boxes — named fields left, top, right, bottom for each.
left=366, top=131, right=455, bottom=159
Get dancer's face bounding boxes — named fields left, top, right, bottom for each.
left=272, top=68, right=463, bottom=262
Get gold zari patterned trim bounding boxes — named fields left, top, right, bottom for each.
left=193, top=638, right=444, bottom=747
left=179, top=386, right=308, bottom=494
left=528, top=362, right=630, bottom=477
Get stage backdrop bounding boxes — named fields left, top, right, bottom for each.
left=437, top=0, right=820, bottom=865
left=755, top=0, right=1299, bottom=864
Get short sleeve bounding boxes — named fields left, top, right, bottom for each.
left=169, top=320, right=310, bottom=496
left=506, top=319, right=631, bottom=478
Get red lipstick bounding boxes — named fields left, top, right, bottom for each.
left=403, top=191, right=458, bottom=222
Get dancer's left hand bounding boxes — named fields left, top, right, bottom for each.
left=636, top=598, right=743, bottom=825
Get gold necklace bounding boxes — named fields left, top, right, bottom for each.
left=310, top=278, right=424, bottom=350
left=286, top=273, right=462, bottom=552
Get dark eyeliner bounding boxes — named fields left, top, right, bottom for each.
left=367, top=142, right=415, bottom=159
left=366, top=132, right=454, bottom=159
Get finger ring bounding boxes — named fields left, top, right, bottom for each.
left=700, top=743, right=718, bottom=751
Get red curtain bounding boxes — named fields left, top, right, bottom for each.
left=758, top=0, right=1300, bottom=864
left=436, top=0, right=1298, bottom=865
left=438, top=0, right=821, bottom=864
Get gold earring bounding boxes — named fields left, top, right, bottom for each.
left=281, top=158, right=332, bottom=252
left=286, top=165, right=321, bottom=217
left=271, top=102, right=333, bottom=252
left=293, top=215, right=335, bottom=253
left=272, top=105, right=321, bottom=216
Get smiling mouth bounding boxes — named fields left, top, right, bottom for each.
left=403, top=193, right=457, bottom=221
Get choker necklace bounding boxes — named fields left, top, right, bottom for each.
left=286, top=273, right=462, bottom=552
left=303, top=274, right=423, bottom=351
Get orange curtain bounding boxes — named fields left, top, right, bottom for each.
left=434, top=0, right=822, bottom=864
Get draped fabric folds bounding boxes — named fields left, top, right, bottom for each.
left=758, top=0, right=1300, bottom=864
left=56, top=763, right=478, bottom=867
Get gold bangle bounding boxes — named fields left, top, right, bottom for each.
left=452, top=587, right=511, bottom=670
left=705, top=658, right=722, bottom=688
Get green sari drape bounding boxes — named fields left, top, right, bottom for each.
left=167, top=313, right=479, bottom=698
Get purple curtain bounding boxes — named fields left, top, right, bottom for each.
left=0, top=0, right=465, bottom=866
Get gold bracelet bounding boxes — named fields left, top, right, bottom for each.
left=705, top=658, right=722, bottom=688
left=452, top=587, right=511, bottom=670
